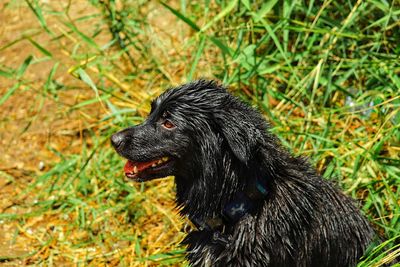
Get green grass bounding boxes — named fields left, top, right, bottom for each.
left=0, top=0, right=399, bottom=266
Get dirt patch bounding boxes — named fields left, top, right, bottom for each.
left=1, top=1, right=104, bottom=171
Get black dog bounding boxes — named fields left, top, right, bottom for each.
left=111, top=80, right=376, bottom=267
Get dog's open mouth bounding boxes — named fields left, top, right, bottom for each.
left=124, top=156, right=172, bottom=181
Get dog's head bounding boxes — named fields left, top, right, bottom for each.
left=111, top=80, right=267, bottom=182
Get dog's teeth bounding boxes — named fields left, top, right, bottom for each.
left=162, top=157, right=169, bottom=162
left=133, top=166, right=138, bottom=174
left=152, top=163, right=157, bottom=167
left=158, top=159, right=163, bottom=164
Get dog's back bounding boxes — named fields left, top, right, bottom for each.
left=183, top=148, right=375, bottom=267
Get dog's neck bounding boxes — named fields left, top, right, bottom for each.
left=174, top=145, right=268, bottom=232
left=189, top=177, right=269, bottom=232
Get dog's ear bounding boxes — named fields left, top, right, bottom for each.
left=214, top=108, right=261, bottom=164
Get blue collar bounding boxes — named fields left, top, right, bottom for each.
left=189, top=177, right=269, bottom=232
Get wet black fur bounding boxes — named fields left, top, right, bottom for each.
left=112, top=80, right=377, bottom=267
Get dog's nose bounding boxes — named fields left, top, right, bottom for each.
left=111, top=133, right=124, bottom=149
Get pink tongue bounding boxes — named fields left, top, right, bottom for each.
left=124, top=160, right=159, bottom=174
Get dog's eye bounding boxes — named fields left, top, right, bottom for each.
left=162, top=119, right=175, bottom=129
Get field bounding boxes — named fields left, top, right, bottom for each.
left=0, top=0, right=399, bottom=266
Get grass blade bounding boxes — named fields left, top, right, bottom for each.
left=160, top=1, right=200, bottom=31
left=63, top=21, right=99, bottom=50
left=200, top=0, right=238, bottom=32
left=25, top=0, right=53, bottom=35
left=77, top=68, right=99, bottom=97
left=187, top=35, right=206, bottom=80
left=28, top=38, right=53, bottom=57
left=0, top=82, right=21, bottom=106
left=16, top=55, right=34, bottom=79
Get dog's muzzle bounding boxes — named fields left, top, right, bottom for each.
left=111, top=132, right=125, bottom=149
